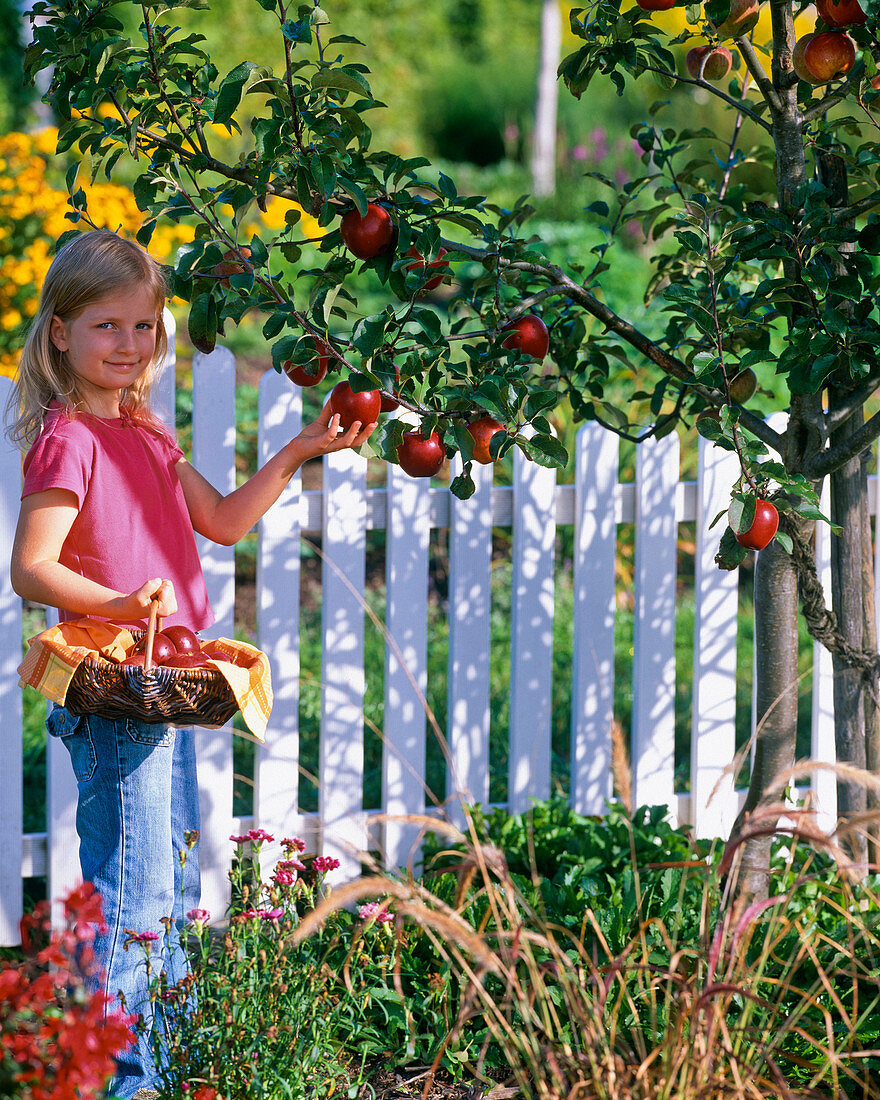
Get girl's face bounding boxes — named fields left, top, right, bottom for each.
left=49, top=284, right=160, bottom=417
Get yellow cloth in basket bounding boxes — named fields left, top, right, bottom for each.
left=17, top=619, right=273, bottom=741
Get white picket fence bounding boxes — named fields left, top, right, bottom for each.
left=0, top=321, right=845, bottom=946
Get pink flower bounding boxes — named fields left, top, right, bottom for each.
left=130, top=931, right=160, bottom=944
left=247, top=828, right=275, bottom=844
left=281, top=836, right=306, bottom=852
left=358, top=902, right=393, bottom=924
left=229, top=833, right=250, bottom=844
left=277, top=858, right=306, bottom=872
left=240, top=908, right=261, bottom=920
left=312, top=855, right=340, bottom=874
left=273, top=870, right=295, bottom=886
left=262, top=907, right=283, bottom=921
left=187, top=908, right=210, bottom=928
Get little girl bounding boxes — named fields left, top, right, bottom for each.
left=7, top=230, right=376, bottom=1098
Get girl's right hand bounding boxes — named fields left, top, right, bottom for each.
left=127, top=578, right=177, bottom=620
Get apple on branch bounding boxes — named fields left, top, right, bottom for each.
left=730, top=498, right=779, bottom=550
left=795, top=30, right=856, bottom=83
left=467, top=417, right=506, bottom=465
left=711, top=0, right=760, bottom=40
left=340, top=203, right=394, bottom=260
left=685, top=46, right=733, bottom=81
left=636, top=0, right=677, bottom=11
left=396, top=428, right=445, bottom=477
left=501, top=314, right=550, bottom=360
left=283, top=338, right=330, bottom=388
left=404, top=246, right=449, bottom=291
left=214, top=246, right=252, bottom=287
left=816, top=0, right=866, bottom=27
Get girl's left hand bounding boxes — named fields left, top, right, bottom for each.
left=294, top=401, right=377, bottom=460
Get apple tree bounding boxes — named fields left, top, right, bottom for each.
left=24, top=0, right=880, bottom=879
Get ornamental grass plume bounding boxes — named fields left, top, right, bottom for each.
left=0, top=882, right=136, bottom=1100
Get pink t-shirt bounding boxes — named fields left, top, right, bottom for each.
left=21, top=404, right=214, bottom=631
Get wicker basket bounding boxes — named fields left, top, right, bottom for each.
left=65, top=600, right=238, bottom=727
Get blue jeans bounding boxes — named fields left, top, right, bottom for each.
left=48, top=705, right=201, bottom=1099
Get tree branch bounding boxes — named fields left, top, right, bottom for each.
left=736, top=36, right=783, bottom=115
left=801, top=66, right=865, bottom=125
left=637, top=63, right=772, bottom=131
left=827, top=373, right=880, bottom=431
left=804, top=408, right=880, bottom=478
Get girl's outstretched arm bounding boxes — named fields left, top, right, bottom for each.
left=11, top=487, right=177, bottom=619
left=176, top=402, right=376, bottom=546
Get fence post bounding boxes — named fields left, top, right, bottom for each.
left=320, top=447, right=369, bottom=878
left=383, top=464, right=431, bottom=869
left=813, top=479, right=837, bottom=831
left=192, top=347, right=236, bottom=919
left=256, top=371, right=303, bottom=871
left=571, top=423, right=618, bottom=815
left=446, top=458, right=494, bottom=818
left=691, top=435, right=741, bottom=837
left=632, top=431, right=679, bottom=815
left=508, top=444, right=557, bottom=815
left=0, top=377, right=23, bottom=945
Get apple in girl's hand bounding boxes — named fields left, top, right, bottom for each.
left=467, top=417, right=505, bottom=464
left=328, top=380, right=382, bottom=430
left=396, top=429, right=445, bottom=477
left=404, top=246, right=449, bottom=291
left=501, top=315, right=550, bottom=360
left=283, top=338, right=330, bottom=388
left=340, top=203, right=394, bottom=260
left=162, top=624, right=201, bottom=655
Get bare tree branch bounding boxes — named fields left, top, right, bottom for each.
left=736, top=36, right=783, bottom=115
left=804, top=408, right=880, bottom=478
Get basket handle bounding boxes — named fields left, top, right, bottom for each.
left=143, top=597, right=164, bottom=671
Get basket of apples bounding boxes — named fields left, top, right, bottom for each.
left=65, top=599, right=240, bottom=727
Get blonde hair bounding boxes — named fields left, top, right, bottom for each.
left=6, top=231, right=169, bottom=448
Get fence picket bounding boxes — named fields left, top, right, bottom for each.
left=508, top=445, right=557, bottom=814
left=632, top=432, right=679, bottom=812
left=383, top=464, right=431, bottom=869
left=0, top=377, right=23, bottom=944
left=571, top=423, right=618, bottom=814
left=191, top=347, right=236, bottom=918
left=446, top=459, right=494, bottom=817
left=256, top=372, right=304, bottom=871
left=691, top=436, right=741, bottom=838
left=813, top=480, right=837, bottom=832
left=320, top=448, right=369, bottom=878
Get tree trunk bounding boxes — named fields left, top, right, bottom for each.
left=531, top=0, right=561, bottom=197
left=859, top=450, right=880, bottom=866
left=829, top=404, right=869, bottom=866
left=732, top=539, right=800, bottom=897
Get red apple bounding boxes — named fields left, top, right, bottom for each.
left=467, top=417, right=505, bottom=465
left=328, top=380, right=382, bottom=431
left=802, top=31, right=856, bottom=82
left=731, top=499, right=779, bottom=550
left=162, top=651, right=212, bottom=669
left=404, top=246, right=449, bottom=291
left=214, top=246, right=252, bottom=287
left=817, top=0, right=866, bottom=26
left=637, top=0, right=677, bottom=10
left=792, top=34, right=816, bottom=81
left=284, top=339, right=330, bottom=387
left=200, top=641, right=232, bottom=662
left=120, top=653, right=147, bottom=669
left=396, top=430, right=445, bottom=477
left=501, top=314, right=550, bottom=360
left=147, top=632, right=178, bottom=666
left=712, top=0, right=760, bottom=39
left=162, top=624, right=201, bottom=656
left=685, top=46, right=733, bottom=81
left=340, top=203, right=394, bottom=260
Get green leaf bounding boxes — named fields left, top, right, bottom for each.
left=188, top=295, right=217, bottom=355
left=214, top=62, right=256, bottom=125
left=450, top=466, right=476, bottom=499
left=337, top=177, right=368, bottom=217
left=312, top=67, right=371, bottom=98
left=774, top=530, right=793, bottom=555
left=715, top=526, right=749, bottom=571
left=282, top=17, right=311, bottom=44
